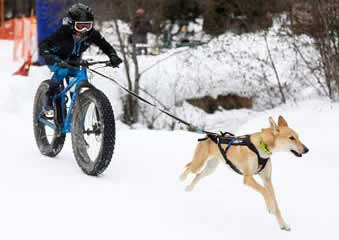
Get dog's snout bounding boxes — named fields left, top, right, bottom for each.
left=303, top=146, right=309, bottom=154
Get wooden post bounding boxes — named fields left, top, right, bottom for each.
left=0, top=0, right=4, bottom=38
left=0, top=0, right=4, bottom=27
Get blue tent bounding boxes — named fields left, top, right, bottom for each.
left=36, top=0, right=65, bottom=64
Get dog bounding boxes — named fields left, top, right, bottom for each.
left=180, top=116, right=309, bottom=231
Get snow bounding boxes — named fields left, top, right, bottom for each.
left=1, top=27, right=339, bottom=240
left=99, top=16, right=325, bottom=111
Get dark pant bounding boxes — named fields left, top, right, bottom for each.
left=46, top=64, right=81, bottom=100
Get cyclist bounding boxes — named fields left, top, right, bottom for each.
left=39, top=3, right=122, bottom=114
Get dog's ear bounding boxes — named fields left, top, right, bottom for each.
left=269, top=117, right=279, bottom=135
left=278, top=115, right=288, bottom=127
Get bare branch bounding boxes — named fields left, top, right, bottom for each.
left=264, top=32, right=286, bottom=103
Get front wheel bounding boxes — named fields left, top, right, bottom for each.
left=33, top=80, right=66, bottom=157
left=71, top=88, right=115, bottom=176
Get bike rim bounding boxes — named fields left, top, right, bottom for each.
left=82, top=102, right=103, bottom=162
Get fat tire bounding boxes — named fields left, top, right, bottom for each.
left=71, top=88, right=115, bottom=176
left=33, top=80, right=66, bottom=157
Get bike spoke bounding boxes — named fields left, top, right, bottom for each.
left=83, top=103, right=103, bottom=162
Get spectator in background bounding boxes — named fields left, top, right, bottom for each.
left=129, top=8, right=152, bottom=55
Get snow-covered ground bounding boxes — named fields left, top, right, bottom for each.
left=1, top=34, right=339, bottom=240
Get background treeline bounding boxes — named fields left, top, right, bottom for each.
left=7, top=1, right=338, bottom=39
left=63, top=0, right=290, bottom=35
left=5, top=0, right=289, bottom=34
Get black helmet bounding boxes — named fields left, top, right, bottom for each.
left=68, top=3, right=94, bottom=22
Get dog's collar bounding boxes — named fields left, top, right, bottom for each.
left=258, top=135, right=272, bottom=156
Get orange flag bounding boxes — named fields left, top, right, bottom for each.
left=13, top=54, right=32, bottom=76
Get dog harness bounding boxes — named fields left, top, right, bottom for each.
left=198, top=132, right=270, bottom=175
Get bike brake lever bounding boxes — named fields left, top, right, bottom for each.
left=79, top=61, right=90, bottom=68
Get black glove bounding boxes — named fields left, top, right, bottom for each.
left=109, top=54, right=122, bottom=68
left=58, top=60, right=71, bottom=68
left=42, top=54, right=58, bottom=66
left=42, top=54, right=67, bottom=68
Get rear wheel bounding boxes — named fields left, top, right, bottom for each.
left=71, top=88, right=115, bottom=176
left=33, top=80, right=66, bottom=157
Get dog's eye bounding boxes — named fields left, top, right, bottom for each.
left=289, top=136, right=295, bottom=141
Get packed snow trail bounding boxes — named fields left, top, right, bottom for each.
left=1, top=40, right=339, bottom=240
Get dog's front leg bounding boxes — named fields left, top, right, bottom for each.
left=243, top=175, right=275, bottom=218
left=260, top=164, right=290, bottom=231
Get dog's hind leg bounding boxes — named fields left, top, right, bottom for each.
left=180, top=141, right=211, bottom=182
left=185, top=157, right=219, bottom=192
left=179, top=163, right=191, bottom=181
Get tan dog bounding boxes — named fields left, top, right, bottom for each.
left=180, top=116, right=308, bottom=231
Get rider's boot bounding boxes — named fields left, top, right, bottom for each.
left=43, top=94, right=54, bottom=118
left=43, top=80, right=59, bottom=118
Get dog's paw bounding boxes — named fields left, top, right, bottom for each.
left=185, top=185, right=194, bottom=192
left=280, top=225, right=291, bottom=231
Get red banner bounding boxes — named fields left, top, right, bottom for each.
left=0, top=19, right=15, bottom=40
left=11, top=17, right=37, bottom=76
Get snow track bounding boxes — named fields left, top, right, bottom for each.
left=1, top=40, right=339, bottom=240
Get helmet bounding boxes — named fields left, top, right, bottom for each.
left=68, top=3, right=94, bottom=32
left=68, top=3, right=94, bottom=22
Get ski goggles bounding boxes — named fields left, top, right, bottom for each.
left=74, top=21, right=93, bottom=32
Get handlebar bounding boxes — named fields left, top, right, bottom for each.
left=59, top=59, right=117, bottom=69
left=80, top=60, right=112, bottom=67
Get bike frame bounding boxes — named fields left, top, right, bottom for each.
left=39, top=67, right=89, bottom=135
